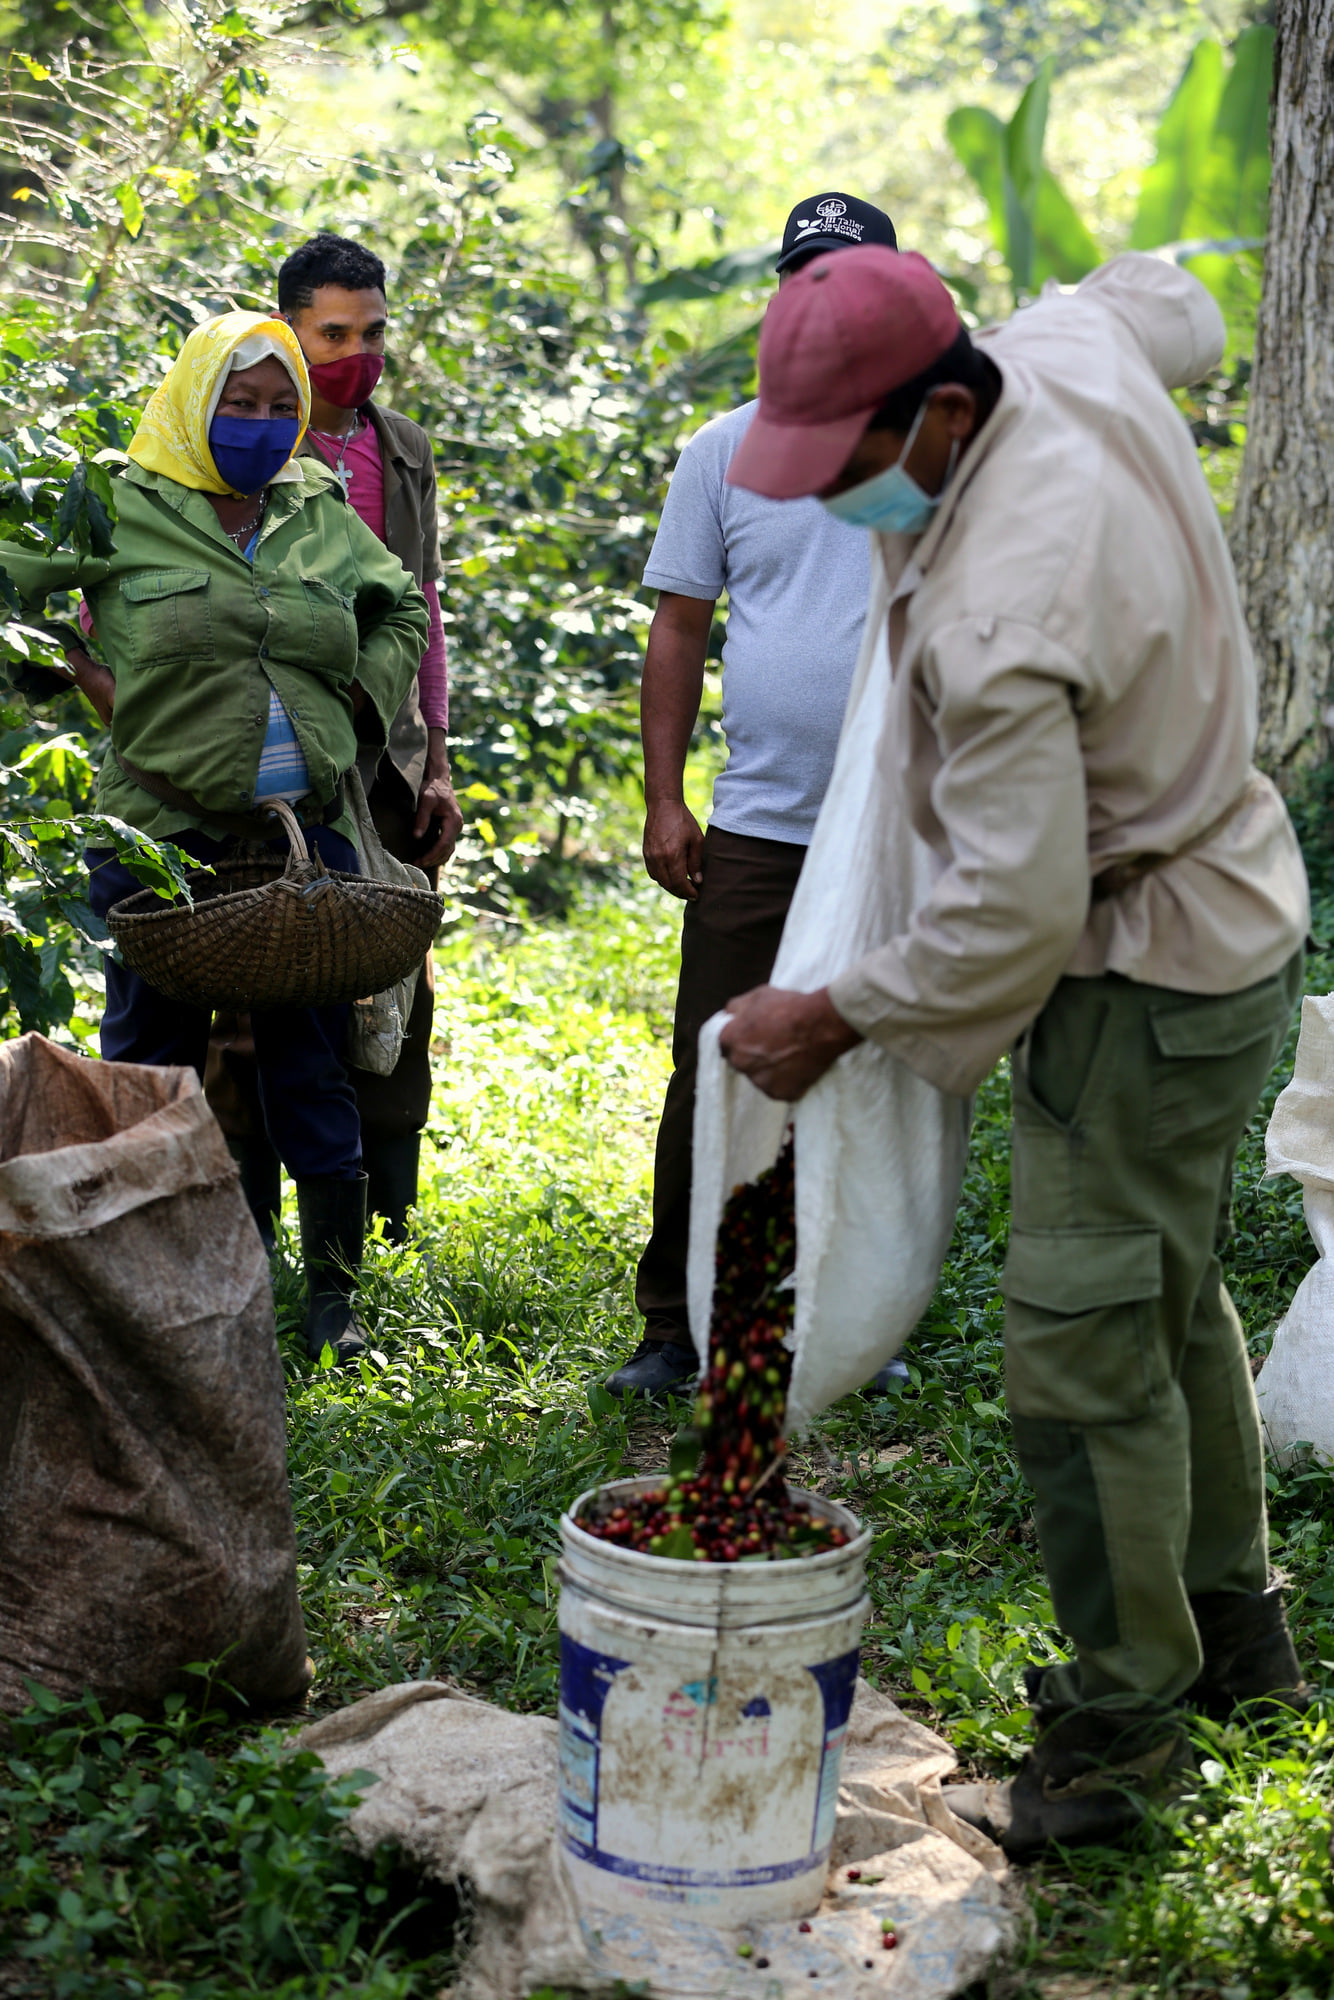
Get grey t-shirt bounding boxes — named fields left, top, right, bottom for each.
left=642, top=399, right=870, bottom=846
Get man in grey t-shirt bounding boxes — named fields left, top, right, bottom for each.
left=608, top=191, right=901, bottom=1401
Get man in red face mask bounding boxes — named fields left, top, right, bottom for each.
left=204, top=231, right=461, bottom=1248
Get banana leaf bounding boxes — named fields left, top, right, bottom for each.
left=1179, top=24, right=1274, bottom=345
left=1183, top=24, right=1274, bottom=243
left=946, top=89, right=1100, bottom=296
left=1130, top=38, right=1226, bottom=251
left=1003, top=61, right=1052, bottom=293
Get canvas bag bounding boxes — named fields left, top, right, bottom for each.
left=1254, top=994, right=1334, bottom=1463
left=688, top=539, right=972, bottom=1431
left=0, top=1034, right=310, bottom=1713
left=297, top=1677, right=1012, bottom=2000
left=345, top=762, right=433, bottom=1076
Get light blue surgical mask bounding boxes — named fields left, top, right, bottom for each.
left=820, top=398, right=957, bottom=535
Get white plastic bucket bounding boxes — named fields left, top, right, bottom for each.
left=557, top=1475, right=871, bottom=1925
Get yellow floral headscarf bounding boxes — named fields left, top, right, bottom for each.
left=127, top=311, right=310, bottom=497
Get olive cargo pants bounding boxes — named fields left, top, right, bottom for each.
left=1005, top=953, right=1303, bottom=1707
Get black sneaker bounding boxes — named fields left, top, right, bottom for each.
left=605, top=1338, right=699, bottom=1403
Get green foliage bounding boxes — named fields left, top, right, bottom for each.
left=1168, top=24, right=1274, bottom=346
left=0, top=692, right=197, bottom=1037
left=0, top=8, right=310, bottom=1032
left=385, top=0, right=727, bottom=287
left=946, top=26, right=1274, bottom=326
left=946, top=62, right=1102, bottom=301
left=0, top=1680, right=443, bottom=1996
left=1128, top=37, right=1226, bottom=252
left=1102, top=1737, right=1334, bottom=1990
left=633, top=242, right=775, bottom=307
left=878, top=0, right=1210, bottom=91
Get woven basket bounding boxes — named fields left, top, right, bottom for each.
left=106, top=798, right=444, bottom=1011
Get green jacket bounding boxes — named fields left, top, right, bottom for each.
left=0, top=458, right=429, bottom=841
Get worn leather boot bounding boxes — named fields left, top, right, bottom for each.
left=945, top=1698, right=1194, bottom=1860
left=296, top=1173, right=369, bottom=1366
left=361, top=1132, right=421, bottom=1245
left=1187, top=1585, right=1311, bottom=1720
left=606, top=1336, right=699, bottom=1403
left=226, top=1136, right=282, bottom=1253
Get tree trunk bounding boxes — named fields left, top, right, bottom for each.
left=1228, top=0, right=1334, bottom=775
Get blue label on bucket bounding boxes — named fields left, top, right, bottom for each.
left=558, top=1634, right=632, bottom=1853
left=558, top=1631, right=861, bottom=1890
left=807, top=1647, right=861, bottom=1855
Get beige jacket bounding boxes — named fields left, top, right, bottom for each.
left=827, top=254, right=1309, bottom=1098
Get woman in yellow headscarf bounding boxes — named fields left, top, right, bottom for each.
left=4, top=310, right=430, bottom=1366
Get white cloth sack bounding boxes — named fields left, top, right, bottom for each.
left=344, top=763, right=432, bottom=1076
left=1255, top=993, right=1334, bottom=1463
left=688, top=540, right=972, bottom=1430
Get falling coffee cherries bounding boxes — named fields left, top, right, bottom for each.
left=580, top=1139, right=849, bottom=1562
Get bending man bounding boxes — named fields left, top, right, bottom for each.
left=719, top=246, right=1310, bottom=1856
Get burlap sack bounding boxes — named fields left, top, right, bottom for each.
left=0, top=1033, right=310, bottom=1715
left=298, top=1678, right=1015, bottom=2000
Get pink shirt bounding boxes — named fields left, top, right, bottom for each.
left=305, top=417, right=448, bottom=729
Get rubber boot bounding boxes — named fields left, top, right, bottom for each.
left=945, top=1697, right=1194, bottom=1860
left=361, top=1131, right=420, bottom=1246
left=227, top=1135, right=282, bottom=1253
left=606, top=1335, right=699, bottom=1403
left=1187, top=1584, right=1311, bottom=1721
left=296, top=1173, right=369, bottom=1366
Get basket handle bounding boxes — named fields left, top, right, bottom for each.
left=266, top=798, right=328, bottom=878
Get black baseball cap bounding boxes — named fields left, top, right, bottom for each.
left=775, top=191, right=898, bottom=273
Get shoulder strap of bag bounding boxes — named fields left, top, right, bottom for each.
left=344, top=762, right=430, bottom=892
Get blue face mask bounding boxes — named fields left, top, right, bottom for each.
left=209, top=413, right=300, bottom=495
left=820, top=399, right=956, bottom=535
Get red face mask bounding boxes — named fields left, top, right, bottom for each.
left=306, top=352, right=384, bottom=409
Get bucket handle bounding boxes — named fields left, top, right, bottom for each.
left=266, top=797, right=330, bottom=879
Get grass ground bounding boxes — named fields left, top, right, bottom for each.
left=4, top=811, right=1334, bottom=1997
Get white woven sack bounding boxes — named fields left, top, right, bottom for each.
left=1255, top=994, right=1334, bottom=1464
left=345, top=764, right=432, bottom=1077
left=688, top=538, right=972, bottom=1431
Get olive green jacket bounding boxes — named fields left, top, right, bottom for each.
left=0, top=458, right=429, bottom=841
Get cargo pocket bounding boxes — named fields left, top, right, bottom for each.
left=1002, top=1224, right=1163, bottom=1424
left=1010, top=988, right=1117, bottom=1228
left=1147, top=979, right=1291, bottom=1154
left=300, top=575, right=357, bottom=682
left=120, top=569, right=213, bottom=667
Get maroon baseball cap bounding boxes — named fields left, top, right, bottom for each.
left=727, top=247, right=962, bottom=499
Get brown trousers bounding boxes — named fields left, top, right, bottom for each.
left=635, top=824, right=807, bottom=1347
left=204, top=761, right=438, bottom=1142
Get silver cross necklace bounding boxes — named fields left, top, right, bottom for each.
left=307, top=414, right=363, bottom=496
